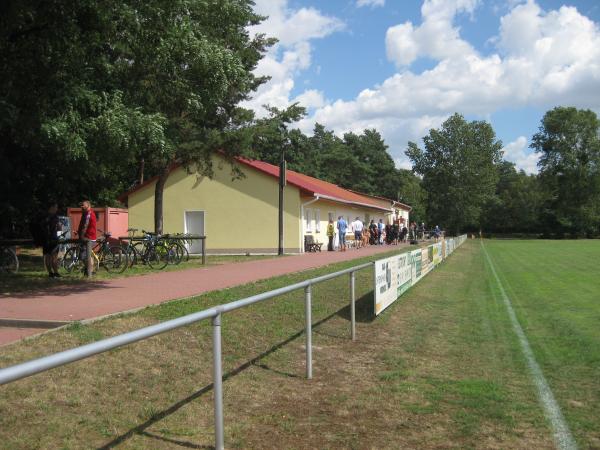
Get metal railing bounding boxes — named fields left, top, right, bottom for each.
left=0, top=259, right=375, bottom=450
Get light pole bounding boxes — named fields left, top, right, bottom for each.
left=278, top=128, right=287, bottom=256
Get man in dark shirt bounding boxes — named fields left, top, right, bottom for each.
left=43, top=202, right=62, bottom=278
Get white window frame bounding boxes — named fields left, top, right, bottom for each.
left=314, top=209, right=321, bottom=232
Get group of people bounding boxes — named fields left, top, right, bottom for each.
left=33, top=200, right=97, bottom=277
left=324, top=216, right=444, bottom=251
left=326, top=216, right=411, bottom=251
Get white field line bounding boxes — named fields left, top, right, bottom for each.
left=481, top=241, right=577, bottom=450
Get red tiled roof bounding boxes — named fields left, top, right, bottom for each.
left=119, top=156, right=410, bottom=212
left=236, top=159, right=396, bottom=211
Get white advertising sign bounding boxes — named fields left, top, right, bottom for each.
left=373, top=235, right=468, bottom=316
left=397, top=252, right=413, bottom=297
left=374, top=256, right=397, bottom=315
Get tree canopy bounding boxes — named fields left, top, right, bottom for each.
left=1, top=0, right=272, bottom=233
left=1, top=1, right=597, bottom=238
left=406, top=113, right=503, bottom=234
left=531, top=107, right=600, bottom=237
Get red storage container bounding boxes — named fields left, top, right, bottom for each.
left=67, top=207, right=129, bottom=243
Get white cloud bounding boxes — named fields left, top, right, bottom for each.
left=357, top=0, right=385, bottom=8
left=386, top=0, right=479, bottom=66
left=300, top=0, right=600, bottom=172
left=501, top=136, right=540, bottom=174
left=293, top=89, right=326, bottom=109
left=243, top=0, right=344, bottom=116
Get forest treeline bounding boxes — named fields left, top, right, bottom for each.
left=1, top=1, right=598, bottom=238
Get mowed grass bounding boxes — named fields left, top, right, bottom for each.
left=483, top=239, right=600, bottom=449
left=0, top=240, right=595, bottom=448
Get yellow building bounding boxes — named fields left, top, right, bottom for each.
left=120, top=155, right=411, bottom=254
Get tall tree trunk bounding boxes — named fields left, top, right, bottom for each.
left=154, top=169, right=169, bottom=234
left=137, top=158, right=145, bottom=184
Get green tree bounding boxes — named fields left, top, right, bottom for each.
left=481, top=161, right=544, bottom=234
left=395, top=169, right=427, bottom=225
left=1, top=0, right=273, bottom=234
left=406, top=113, right=503, bottom=234
left=531, top=107, right=600, bottom=237
left=251, top=104, right=307, bottom=170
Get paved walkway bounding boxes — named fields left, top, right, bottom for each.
left=0, top=245, right=405, bottom=345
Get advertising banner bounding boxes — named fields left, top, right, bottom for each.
left=421, top=247, right=433, bottom=276
left=397, top=252, right=413, bottom=297
left=433, top=242, right=443, bottom=266
left=374, top=256, right=397, bottom=315
left=411, top=249, right=422, bottom=282
left=373, top=235, right=468, bottom=316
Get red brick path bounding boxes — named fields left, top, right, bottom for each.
left=0, top=245, right=406, bottom=345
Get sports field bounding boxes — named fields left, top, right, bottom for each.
left=0, top=240, right=598, bottom=449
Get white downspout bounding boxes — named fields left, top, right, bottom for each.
left=300, top=195, right=320, bottom=253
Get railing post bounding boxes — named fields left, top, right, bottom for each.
left=350, top=271, right=356, bottom=341
left=304, top=284, right=312, bottom=379
left=212, top=312, right=224, bottom=450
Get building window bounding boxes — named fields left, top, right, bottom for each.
left=305, top=208, right=312, bottom=232
left=314, top=210, right=321, bottom=232
left=328, top=212, right=334, bottom=222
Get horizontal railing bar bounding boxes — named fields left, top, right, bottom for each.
left=0, top=308, right=219, bottom=385
left=220, top=261, right=373, bottom=314
left=0, top=260, right=374, bottom=386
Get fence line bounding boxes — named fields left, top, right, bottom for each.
left=0, top=235, right=467, bottom=450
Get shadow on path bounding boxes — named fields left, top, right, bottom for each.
left=0, top=277, right=116, bottom=300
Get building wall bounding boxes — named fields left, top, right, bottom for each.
left=127, top=158, right=302, bottom=253
left=301, top=197, right=390, bottom=245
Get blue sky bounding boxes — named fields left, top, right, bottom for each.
left=246, top=0, right=600, bottom=173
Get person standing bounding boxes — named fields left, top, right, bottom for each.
left=378, top=219, right=385, bottom=245
left=42, top=202, right=62, bottom=278
left=337, top=216, right=348, bottom=251
left=351, top=217, right=364, bottom=249
left=369, top=220, right=377, bottom=245
left=77, top=200, right=97, bottom=276
left=326, top=219, right=335, bottom=251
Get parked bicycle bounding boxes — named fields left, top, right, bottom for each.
left=163, top=233, right=191, bottom=265
left=0, top=246, right=18, bottom=274
left=123, top=230, right=174, bottom=270
left=62, top=230, right=127, bottom=274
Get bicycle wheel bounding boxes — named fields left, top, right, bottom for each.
left=132, top=242, right=146, bottom=265
left=168, top=242, right=183, bottom=265
left=147, top=244, right=169, bottom=270
left=0, top=247, right=19, bottom=273
left=102, top=246, right=128, bottom=273
left=124, top=244, right=138, bottom=268
left=62, top=246, right=81, bottom=273
left=178, top=241, right=190, bottom=263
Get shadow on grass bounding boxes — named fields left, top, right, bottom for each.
left=98, top=302, right=362, bottom=449
left=336, top=290, right=376, bottom=324
left=138, top=431, right=212, bottom=449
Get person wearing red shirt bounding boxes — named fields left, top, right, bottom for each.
left=77, top=200, right=97, bottom=275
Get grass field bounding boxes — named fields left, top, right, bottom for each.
left=0, top=240, right=598, bottom=449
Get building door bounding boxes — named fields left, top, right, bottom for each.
left=184, top=211, right=205, bottom=254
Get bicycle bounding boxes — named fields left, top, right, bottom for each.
left=63, top=231, right=127, bottom=274
left=124, top=230, right=174, bottom=270
left=163, top=233, right=190, bottom=265
left=0, top=246, right=19, bottom=274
